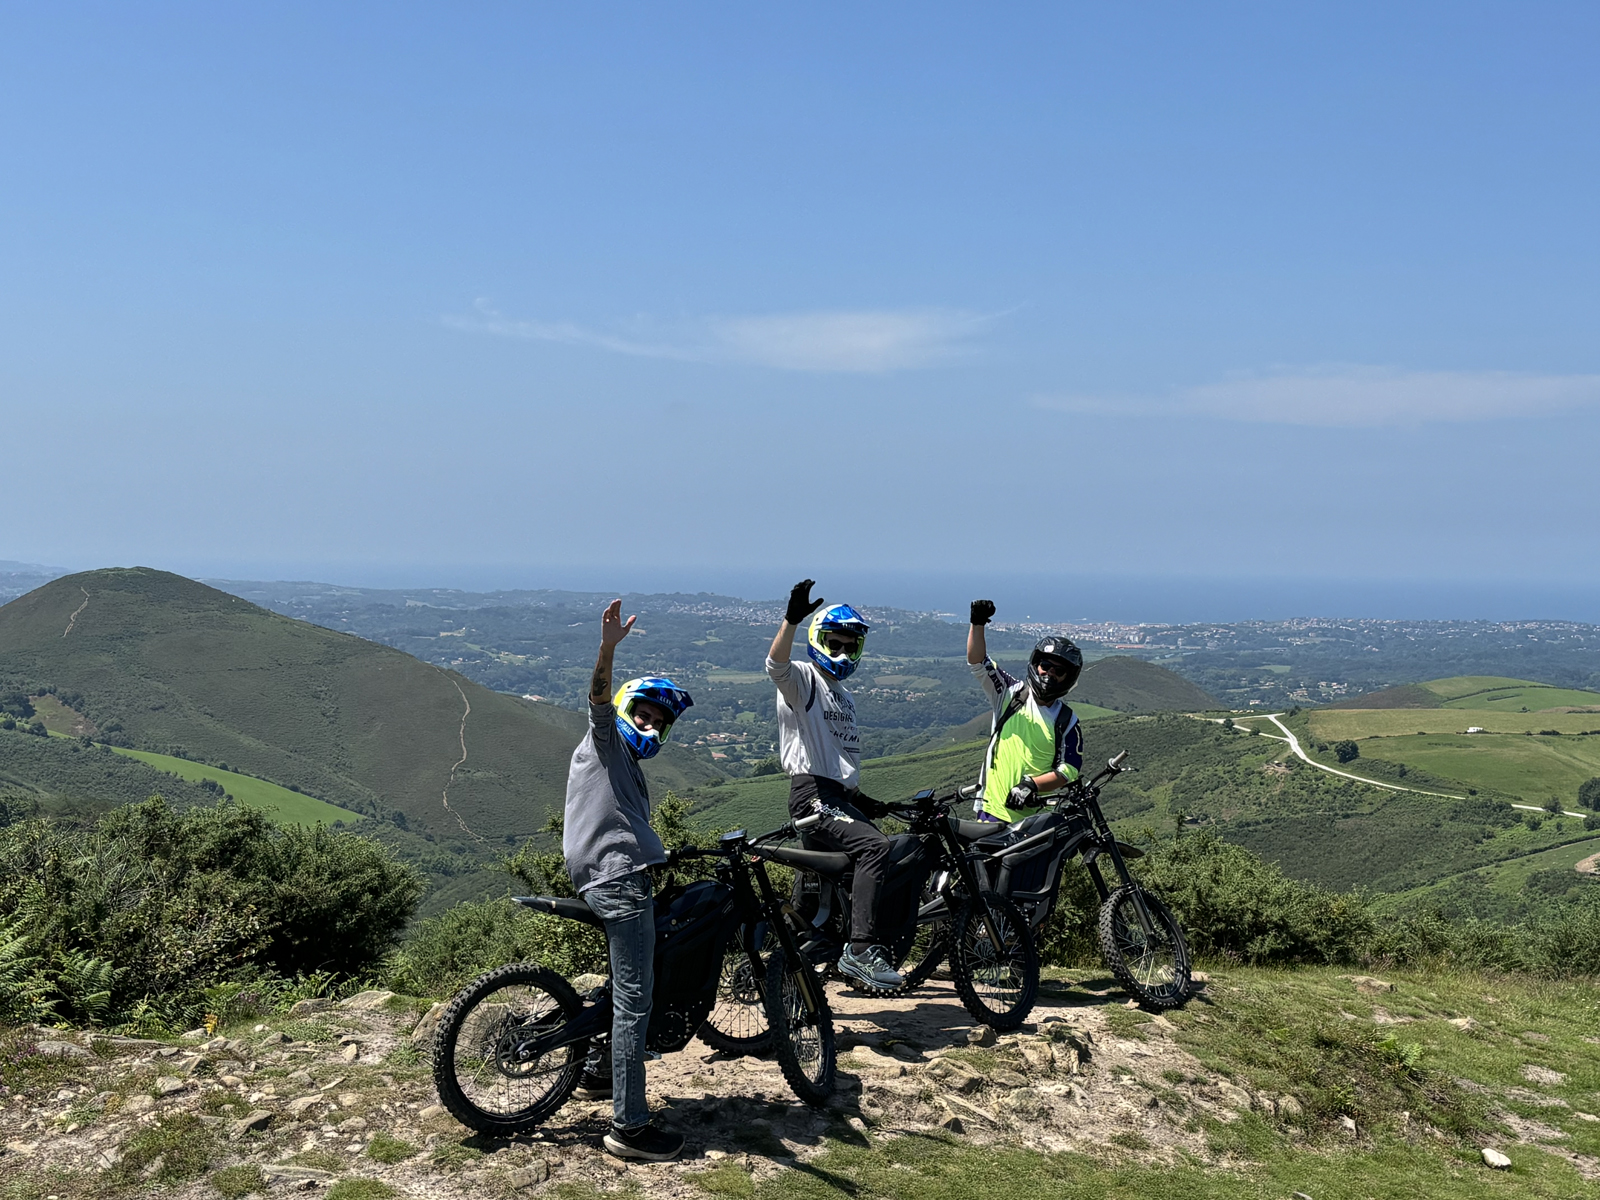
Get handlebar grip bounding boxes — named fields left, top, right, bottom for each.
left=957, top=784, right=980, bottom=800
left=1109, top=750, right=1129, bottom=769
left=793, top=812, right=823, bottom=831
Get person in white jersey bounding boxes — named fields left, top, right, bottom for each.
left=765, top=579, right=901, bottom=989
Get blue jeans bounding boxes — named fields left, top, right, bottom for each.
left=582, top=872, right=655, bottom=1131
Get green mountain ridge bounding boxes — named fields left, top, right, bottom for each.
left=0, top=569, right=718, bottom=892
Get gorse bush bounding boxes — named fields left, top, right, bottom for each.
left=0, top=797, right=423, bottom=1029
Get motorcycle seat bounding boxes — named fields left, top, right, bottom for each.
left=950, top=818, right=1008, bottom=844
left=760, top=844, right=853, bottom=877
left=513, top=895, right=606, bottom=929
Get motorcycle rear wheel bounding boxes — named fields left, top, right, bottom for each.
left=948, top=892, right=1038, bottom=1031
left=431, top=963, right=588, bottom=1135
left=763, top=948, right=836, bottom=1107
left=1098, top=885, right=1190, bottom=1010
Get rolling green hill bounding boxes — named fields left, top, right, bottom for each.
left=682, top=712, right=1598, bottom=896
left=1306, top=675, right=1600, bottom=808
left=0, top=568, right=717, bottom=851
left=1069, top=655, right=1222, bottom=712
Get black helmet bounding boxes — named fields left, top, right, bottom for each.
left=1027, top=635, right=1082, bottom=703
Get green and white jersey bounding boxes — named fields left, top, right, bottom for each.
left=971, top=657, right=1083, bottom=823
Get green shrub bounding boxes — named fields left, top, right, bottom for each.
left=1136, top=829, right=1375, bottom=965
left=1580, top=776, right=1600, bottom=810
left=1333, top=740, right=1360, bottom=763
left=0, top=798, right=423, bottom=1028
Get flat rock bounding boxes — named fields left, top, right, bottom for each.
left=232, top=1110, right=274, bottom=1136
left=966, top=1025, right=997, bottom=1047
left=1448, top=1017, right=1479, bottom=1031
left=259, top=1032, right=289, bottom=1046
left=1339, top=975, right=1394, bottom=995
left=123, top=1094, right=156, bottom=1114
left=340, top=1043, right=361, bottom=1062
left=337, top=1092, right=360, bottom=1108
left=33, top=1040, right=92, bottom=1060
left=263, top=1165, right=334, bottom=1181
left=155, top=1076, right=186, bottom=1095
left=844, top=1047, right=905, bottom=1075
left=1522, top=1064, right=1568, bottom=1086
left=507, top=1162, right=550, bottom=1189
left=339, top=990, right=396, bottom=1011
left=410, top=1002, right=447, bottom=1049
left=940, top=1095, right=1000, bottom=1126
left=926, top=1058, right=983, bottom=1094
left=289, top=998, right=332, bottom=1016
left=419, top=1104, right=446, bottom=1120
left=1215, top=1082, right=1252, bottom=1111
left=287, top=1097, right=322, bottom=1116
left=1482, top=1147, right=1512, bottom=1169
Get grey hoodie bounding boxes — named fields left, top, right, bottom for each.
left=562, top=700, right=665, bottom=894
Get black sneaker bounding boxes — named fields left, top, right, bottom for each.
left=576, top=1074, right=612, bottom=1100
left=602, top=1122, right=684, bottom=1162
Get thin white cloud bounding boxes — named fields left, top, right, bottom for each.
left=444, top=301, right=990, bottom=372
left=1036, top=366, right=1600, bottom=427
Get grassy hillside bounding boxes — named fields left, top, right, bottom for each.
left=0, top=568, right=716, bottom=862
left=1304, top=676, right=1600, bottom=808
left=106, top=746, right=360, bottom=826
left=1060, top=654, right=1221, bottom=712
left=1, top=724, right=246, bottom=817
left=687, top=712, right=1600, bottom=896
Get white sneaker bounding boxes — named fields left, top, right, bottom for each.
left=837, top=944, right=902, bottom=989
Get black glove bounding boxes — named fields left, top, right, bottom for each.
left=1007, top=777, right=1040, bottom=809
left=786, top=579, right=825, bottom=626
left=970, top=599, right=995, bottom=626
left=853, top=793, right=885, bottom=819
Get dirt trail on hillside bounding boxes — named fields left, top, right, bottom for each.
left=1577, top=850, right=1600, bottom=876
left=437, top=671, right=484, bottom=843
left=61, top=587, right=89, bottom=637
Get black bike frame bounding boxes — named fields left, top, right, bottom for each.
left=511, top=831, right=824, bottom=1062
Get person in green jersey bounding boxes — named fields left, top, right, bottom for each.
left=966, top=600, right=1085, bottom=824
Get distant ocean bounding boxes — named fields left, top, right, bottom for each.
left=160, top=560, right=1600, bottom=626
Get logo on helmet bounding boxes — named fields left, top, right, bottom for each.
left=807, top=604, right=870, bottom=681
left=612, top=677, right=694, bottom=759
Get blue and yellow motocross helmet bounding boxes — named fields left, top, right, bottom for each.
left=807, top=604, right=871, bottom=681
left=612, top=677, right=694, bottom=759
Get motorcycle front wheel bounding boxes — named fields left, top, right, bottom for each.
left=431, top=963, right=588, bottom=1135
left=1098, top=885, right=1190, bottom=1010
left=699, top=923, right=774, bottom=1054
left=948, top=892, right=1038, bottom=1031
left=763, top=948, right=836, bottom=1108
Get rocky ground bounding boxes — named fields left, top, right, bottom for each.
left=5, top=969, right=1593, bottom=1199
left=0, top=972, right=1258, bottom=1200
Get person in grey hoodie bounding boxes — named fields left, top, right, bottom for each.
left=562, top=599, right=693, bottom=1162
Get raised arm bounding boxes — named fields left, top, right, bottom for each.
left=769, top=579, right=825, bottom=664
left=967, top=599, right=995, bottom=665
left=590, top=599, right=636, bottom=704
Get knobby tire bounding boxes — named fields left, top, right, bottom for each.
left=1098, top=885, right=1191, bottom=1010
left=948, top=892, right=1038, bottom=1031
left=431, top=962, right=587, bottom=1135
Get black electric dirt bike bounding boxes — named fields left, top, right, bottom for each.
left=773, top=789, right=1041, bottom=1031
left=912, top=751, right=1191, bottom=1009
left=431, top=830, right=841, bottom=1135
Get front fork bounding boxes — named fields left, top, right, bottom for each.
left=1083, top=802, right=1156, bottom=938
left=749, top=860, right=828, bottom=1019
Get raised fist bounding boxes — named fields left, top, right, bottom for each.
left=970, top=599, right=996, bottom=626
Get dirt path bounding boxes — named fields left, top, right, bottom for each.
left=1577, top=850, right=1600, bottom=876
left=438, top=672, right=483, bottom=843
left=61, top=587, right=89, bottom=637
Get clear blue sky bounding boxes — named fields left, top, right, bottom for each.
left=4, top=3, right=1597, bottom=618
